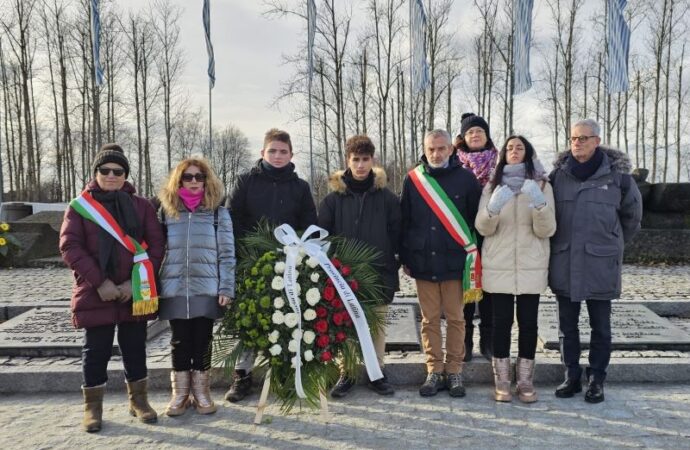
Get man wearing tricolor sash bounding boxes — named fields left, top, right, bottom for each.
left=60, top=144, right=165, bottom=432
left=400, top=129, right=482, bottom=398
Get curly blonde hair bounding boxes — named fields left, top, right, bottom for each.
left=158, top=157, right=225, bottom=219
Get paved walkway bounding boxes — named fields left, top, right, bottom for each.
left=1, top=384, right=689, bottom=449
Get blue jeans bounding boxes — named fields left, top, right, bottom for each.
left=82, top=322, right=148, bottom=387
left=557, top=296, right=612, bottom=383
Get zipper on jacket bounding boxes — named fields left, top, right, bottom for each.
left=186, top=211, right=192, bottom=319
left=355, top=192, right=368, bottom=238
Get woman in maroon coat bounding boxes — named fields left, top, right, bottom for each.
left=59, top=144, right=164, bottom=433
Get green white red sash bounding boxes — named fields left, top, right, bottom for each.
left=70, top=191, right=158, bottom=315
left=409, top=165, right=483, bottom=303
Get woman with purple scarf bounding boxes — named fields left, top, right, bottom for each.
left=453, top=112, right=498, bottom=362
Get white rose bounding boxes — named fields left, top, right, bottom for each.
left=274, top=297, right=285, bottom=309
left=274, top=261, right=286, bottom=274
left=295, top=256, right=303, bottom=267
left=306, top=288, right=320, bottom=306
left=288, top=339, right=299, bottom=353
left=310, top=272, right=320, bottom=283
left=271, top=276, right=284, bottom=291
left=291, top=355, right=302, bottom=368
left=303, top=330, right=316, bottom=345
left=268, top=330, right=280, bottom=344
left=303, top=308, right=317, bottom=321
left=272, top=311, right=285, bottom=325
left=307, top=256, right=319, bottom=268
left=295, top=283, right=301, bottom=295
left=269, top=344, right=282, bottom=356
left=284, top=312, right=298, bottom=328
left=304, top=350, right=314, bottom=362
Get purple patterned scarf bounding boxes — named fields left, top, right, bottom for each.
left=457, top=147, right=498, bottom=187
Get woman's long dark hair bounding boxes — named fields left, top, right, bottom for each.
left=489, top=135, right=536, bottom=192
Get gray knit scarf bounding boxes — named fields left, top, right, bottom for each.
left=501, top=159, right=548, bottom=193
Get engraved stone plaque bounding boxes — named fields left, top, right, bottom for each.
left=538, top=303, right=690, bottom=350
left=385, top=303, right=421, bottom=351
left=0, top=307, right=168, bottom=357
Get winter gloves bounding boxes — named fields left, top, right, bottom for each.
left=521, top=180, right=547, bottom=209
left=487, top=180, right=546, bottom=216
left=487, top=185, right=514, bottom=215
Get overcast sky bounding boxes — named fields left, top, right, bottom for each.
left=116, top=0, right=606, bottom=170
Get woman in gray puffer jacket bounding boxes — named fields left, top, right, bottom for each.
left=157, top=157, right=235, bottom=417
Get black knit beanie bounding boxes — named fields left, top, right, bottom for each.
left=92, top=143, right=130, bottom=177
left=459, top=112, right=491, bottom=141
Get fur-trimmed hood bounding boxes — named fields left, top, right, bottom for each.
left=328, top=167, right=388, bottom=193
left=552, top=145, right=633, bottom=174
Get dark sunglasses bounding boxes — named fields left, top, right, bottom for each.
left=181, top=173, right=207, bottom=182
left=97, top=167, right=126, bottom=177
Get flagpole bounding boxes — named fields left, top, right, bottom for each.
left=308, top=76, right=314, bottom=190
left=409, top=0, right=415, bottom=165
left=209, top=84, right=212, bottom=157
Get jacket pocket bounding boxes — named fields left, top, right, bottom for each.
left=548, top=242, right=570, bottom=293
left=583, top=243, right=619, bottom=295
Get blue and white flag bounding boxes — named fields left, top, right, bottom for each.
left=203, top=0, right=215, bottom=89
left=410, top=0, right=429, bottom=94
left=307, top=0, right=316, bottom=81
left=607, top=0, right=630, bottom=93
left=513, top=0, right=533, bottom=95
left=90, top=0, right=104, bottom=86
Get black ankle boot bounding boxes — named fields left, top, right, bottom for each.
left=585, top=377, right=605, bottom=403
left=555, top=377, right=582, bottom=398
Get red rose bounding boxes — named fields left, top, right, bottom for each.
left=349, top=279, right=359, bottom=291
left=320, top=351, right=333, bottom=362
left=315, top=306, right=328, bottom=318
left=341, top=265, right=351, bottom=276
left=344, top=317, right=353, bottom=327
left=335, top=331, right=347, bottom=343
left=323, top=285, right=336, bottom=301
left=332, top=311, right=345, bottom=326
left=314, top=319, right=329, bottom=334
left=316, top=334, right=330, bottom=348
left=331, top=258, right=342, bottom=269
left=326, top=277, right=334, bottom=286
left=331, top=298, right=343, bottom=309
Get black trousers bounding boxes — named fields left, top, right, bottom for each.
left=82, top=321, right=148, bottom=387
left=491, top=293, right=540, bottom=359
left=464, top=293, right=493, bottom=342
left=557, top=296, right=612, bottom=383
left=169, top=317, right=215, bottom=371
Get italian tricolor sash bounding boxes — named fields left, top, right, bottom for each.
left=409, top=165, right=483, bottom=303
left=70, top=191, right=158, bottom=315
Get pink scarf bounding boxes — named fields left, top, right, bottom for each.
left=178, top=187, right=204, bottom=211
left=457, top=147, right=498, bottom=187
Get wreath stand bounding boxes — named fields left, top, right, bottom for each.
left=254, top=369, right=329, bottom=425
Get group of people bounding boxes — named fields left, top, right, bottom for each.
left=59, top=114, right=642, bottom=433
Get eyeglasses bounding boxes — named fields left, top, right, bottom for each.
left=97, top=167, right=125, bottom=177
left=569, top=135, right=597, bottom=143
left=181, top=173, right=207, bottom=182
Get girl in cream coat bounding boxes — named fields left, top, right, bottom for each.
left=475, top=135, right=556, bottom=403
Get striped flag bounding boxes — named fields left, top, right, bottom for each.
left=90, top=0, right=104, bottom=86
left=513, top=0, right=534, bottom=95
left=307, top=0, right=316, bottom=81
left=410, top=0, right=429, bottom=94
left=607, top=0, right=630, bottom=93
left=203, top=0, right=215, bottom=89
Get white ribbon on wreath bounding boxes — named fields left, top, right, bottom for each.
left=274, top=224, right=383, bottom=399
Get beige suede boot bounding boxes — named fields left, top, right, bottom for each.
left=516, top=357, right=538, bottom=403
left=126, top=378, right=158, bottom=423
left=81, top=384, right=105, bottom=432
left=191, top=370, right=217, bottom=415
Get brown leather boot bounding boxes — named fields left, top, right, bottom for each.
left=516, top=357, right=538, bottom=403
left=82, top=384, right=105, bottom=432
left=191, top=370, right=217, bottom=415
left=492, top=357, right=512, bottom=402
left=165, top=371, right=192, bottom=417
left=126, top=378, right=158, bottom=423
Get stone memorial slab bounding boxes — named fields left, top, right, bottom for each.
left=0, top=307, right=168, bottom=357
left=385, top=303, right=420, bottom=351
left=538, top=303, right=690, bottom=350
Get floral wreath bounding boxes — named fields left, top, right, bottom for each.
left=215, top=222, right=385, bottom=412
